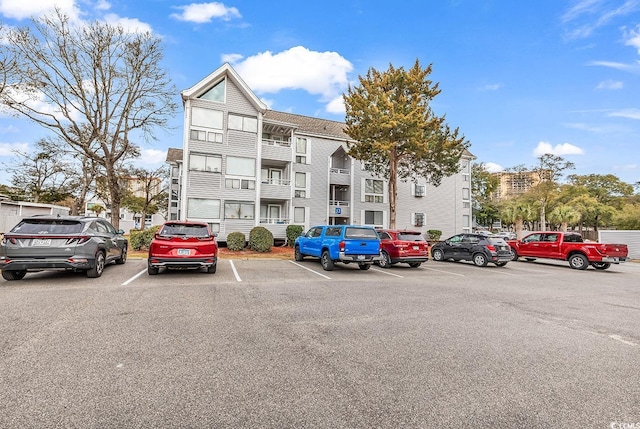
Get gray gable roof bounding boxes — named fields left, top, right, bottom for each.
left=264, top=110, right=352, bottom=141
left=166, top=147, right=183, bottom=163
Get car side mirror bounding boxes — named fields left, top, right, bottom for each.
left=117, top=229, right=125, bottom=235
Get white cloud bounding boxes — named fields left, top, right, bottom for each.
left=533, top=141, right=585, bottom=156
left=227, top=46, right=353, bottom=112
left=562, top=0, right=640, bottom=40
left=478, top=83, right=501, bottom=91
left=103, top=14, right=152, bottom=33
left=138, top=148, right=167, bottom=165
left=623, top=24, right=640, bottom=53
left=221, top=53, right=243, bottom=64
left=596, top=79, right=623, bottom=89
left=483, top=162, right=504, bottom=173
left=0, top=0, right=80, bottom=20
left=170, top=2, right=241, bottom=23
left=0, top=142, right=29, bottom=156
left=608, top=108, right=640, bottom=119
left=325, top=95, right=346, bottom=115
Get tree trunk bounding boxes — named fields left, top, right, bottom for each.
left=539, top=202, right=547, bottom=232
left=388, top=148, right=398, bottom=229
left=106, top=167, right=122, bottom=230
left=515, top=218, right=524, bottom=240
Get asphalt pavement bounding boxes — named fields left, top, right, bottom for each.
left=1, top=257, right=639, bottom=428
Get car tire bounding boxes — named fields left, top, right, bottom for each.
left=432, top=248, right=445, bottom=262
left=358, top=263, right=371, bottom=270
left=408, top=262, right=422, bottom=268
left=592, top=262, right=611, bottom=270
left=2, top=270, right=27, bottom=281
left=294, top=245, right=304, bottom=261
left=509, top=247, right=518, bottom=261
left=115, top=244, right=127, bottom=265
left=378, top=251, right=391, bottom=268
left=147, top=264, right=159, bottom=275
left=473, top=253, right=488, bottom=267
left=86, top=251, right=105, bottom=278
left=495, top=261, right=508, bottom=267
left=321, top=250, right=334, bottom=271
left=207, top=263, right=217, bottom=274
left=569, top=254, right=589, bottom=270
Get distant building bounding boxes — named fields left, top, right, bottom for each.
left=168, top=63, right=475, bottom=242
left=0, top=200, right=70, bottom=233
left=491, top=170, right=552, bottom=201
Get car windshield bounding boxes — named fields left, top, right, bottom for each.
left=486, top=237, right=507, bottom=245
left=11, top=220, right=83, bottom=234
left=397, top=233, right=425, bottom=241
left=161, top=224, right=210, bottom=237
left=345, top=227, right=378, bottom=239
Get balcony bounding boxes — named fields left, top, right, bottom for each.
left=329, top=200, right=350, bottom=218
left=260, top=178, right=292, bottom=200
left=262, top=139, right=292, bottom=162
left=329, top=167, right=351, bottom=185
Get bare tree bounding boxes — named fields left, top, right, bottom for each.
left=122, top=165, right=169, bottom=230
left=0, top=10, right=178, bottom=229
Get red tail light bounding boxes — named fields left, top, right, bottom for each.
left=339, top=241, right=345, bottom=252
left=486, top=245, right=496, bottom=252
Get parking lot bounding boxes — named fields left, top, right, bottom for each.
left=1, top=257, right=639, bottom=428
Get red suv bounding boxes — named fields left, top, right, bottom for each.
left=147, top=221, right=218, bottom=275
left=376, top=229, right=429, bottom=268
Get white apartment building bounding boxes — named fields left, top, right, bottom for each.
left=169, top=63, right=475, bottom=242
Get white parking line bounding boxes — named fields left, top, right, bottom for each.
left=289, top=260, right=332, bottom=279
left=371, top=267, right=404, bottom=278
left=421, top=266, right=466, bottom=277
left=122, top=268, right=147, bottom=286
left=229, top=260, right=242, bottom=282
left=609, top=334, right=638, bottom=347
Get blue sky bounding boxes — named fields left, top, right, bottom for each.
left=1, top=0, right=639, bottom=186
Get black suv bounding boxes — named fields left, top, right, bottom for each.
left=430, top=233, right=511, bottom=267
left=0, top=215, right=128, bottom=280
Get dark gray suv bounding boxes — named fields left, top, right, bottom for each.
left=0, top=215, right=128, bottom=281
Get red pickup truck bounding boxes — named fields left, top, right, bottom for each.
left=507, top=232, right=629, bottom=270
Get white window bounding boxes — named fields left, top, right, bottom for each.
left=187, top=198, right=220, bottom=219
left=294, top=172, right=308, bottom=198
left=365, top=179, right=384, bottom=203
left=462, top=188, right=470, bottom=200
left=413, top=184, right=425, bottom=197
left=191, top=107, right=223, bottom=129
left=463, top=214, right=470, bottom=227
left=228, top=114, right=258, bottom=133
left=224, top=201, right=255, bottom=220
left=198, top=79, right=225, bottom=103
left=189, top=153, right=221, bottom=172
left=295, top=137, right=308, bottom=164
left=226, top=156, right=255, bottom=176
left=294, top=207, right=306, bottom=223
left=225, top=178, right=255, bottom=189
left=190, top=129, right=223, bottom=143
left=364, top=210, right=383, bottom=226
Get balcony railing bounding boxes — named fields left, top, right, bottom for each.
left=330, top=200, right=350, bottom=206
left=330, top=167, right=350, bottom=174
left=259, top=218, right=290, bottom=225
left=262, top=138, right=291, bottom=147
left=261, top=178, right=291, bottom=186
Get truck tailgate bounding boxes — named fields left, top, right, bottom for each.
left=343, top=239, right=380, bottom=255
left=600, top=244, right=628, bottom=257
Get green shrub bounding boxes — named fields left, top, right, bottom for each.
left=248, top=226, right=274, bottom=252
left=286, top=224, right=304, bottom=246
left=226, top=231, right=246, bottom=251
left=427, top=229, right=442, bottom=241
left=129, top=225, right=161, bottom=250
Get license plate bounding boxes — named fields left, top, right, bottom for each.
left=357, top=255, right=365, bottom=260
left=413, top=245, right=419, bottom=250
left=32, top=238, right=51, bottom=246
left=178, top=249, right=190, bottom=256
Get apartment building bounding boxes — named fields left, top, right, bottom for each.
left=491, top=170, right=552, bottom=201
left=170, top=63, right=474, bottom=242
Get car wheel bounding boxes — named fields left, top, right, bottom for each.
left=147, top=264, right=159, bottom=275
left=473, top=253, right=488, bottom=267
left=294, top=245, right=304, bottom=261
left=321, top=250, right=334, bottom=271
left=568, top=254, right=589, bottom=270
left=115, top=244, right=127, bottom=265
left=207, top=263, right=217, bottom=274
left=87, top=251, right=106, bottom=278
left=378, top=251, right=391, bottom=268
left=2, top=270, right=27, bottom=281
left=432, top=248, right=445, bottom=262
left=592, top=262, right=611, bottom=270
left=408, top=262, right=422, bottom=268
left=495, top=261, right=508, bottom=267
left=509, top=247, right=518, bottom=261
left=358, top=263, right=371, bottom=270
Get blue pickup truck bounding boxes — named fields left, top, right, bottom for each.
left=294, top=225, right=381, bottom=271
